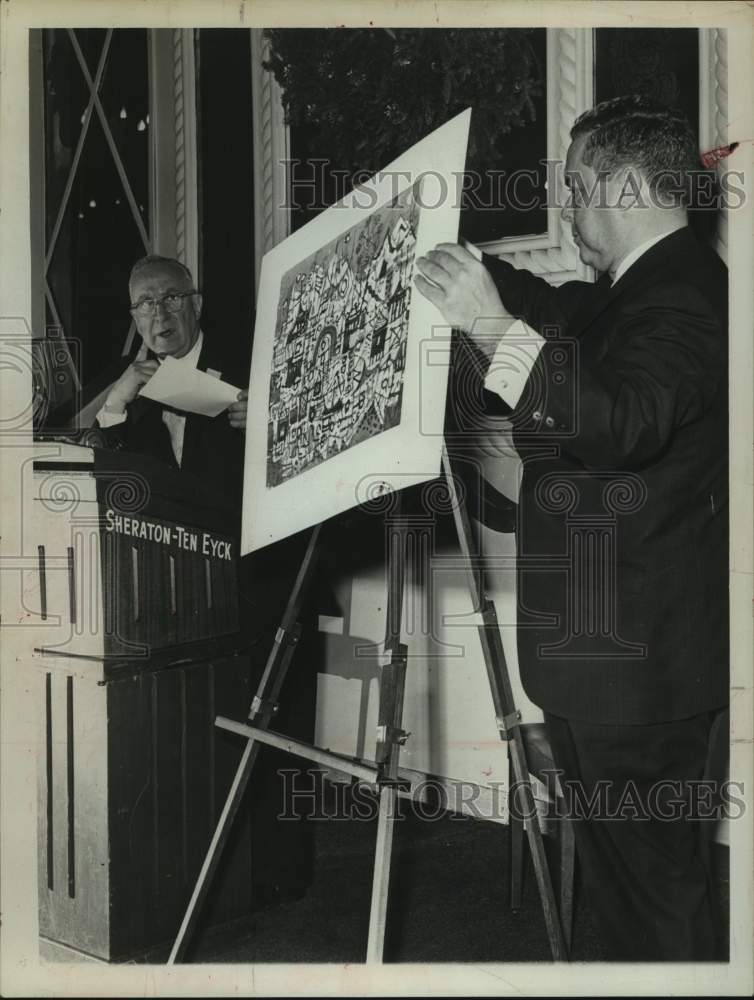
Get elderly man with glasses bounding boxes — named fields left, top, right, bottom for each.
left=96, top=254, right=317, bottom=915
left=96, top=254, right=249, bottom=502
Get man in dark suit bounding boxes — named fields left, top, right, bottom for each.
left=416, top=96, right=728, bottom=960
left=96, top=255, right=249, bottom=510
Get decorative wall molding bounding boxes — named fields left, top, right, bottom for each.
left=148, top=30, right=176, bottom=260
left=489, top=28, right=594, bottom=283
left=173, top=29, right=199, bottom=281
left=148, top=28, right=201, bottom=277
left=251, top=29, right=291, bottom=293
left=700, top=28, right=728, bottom=263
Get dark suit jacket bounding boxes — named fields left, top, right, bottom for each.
left=97, top=336, right=247, bottom=518
left=482, top=227, right=728, bottom=725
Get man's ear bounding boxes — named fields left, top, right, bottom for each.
left=192, top=292, right=203, bottom=319
left=614, top=165, right=648, bottom=212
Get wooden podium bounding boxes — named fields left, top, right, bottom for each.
left=27, top=443, right=256, bottom=962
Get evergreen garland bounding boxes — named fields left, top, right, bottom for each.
left=263, top=28, right=544, bottom=178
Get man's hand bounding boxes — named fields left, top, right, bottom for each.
left=228, top=389, right=247, bottom=430
left=414, top=243, right=514, bottom=361
left=105, top=359, right=159, bottom=412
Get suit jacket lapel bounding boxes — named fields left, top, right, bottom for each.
left=195, top=335, right=225, bottom=379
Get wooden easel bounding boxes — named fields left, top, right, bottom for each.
left=168, top=446, right=568, bottom=963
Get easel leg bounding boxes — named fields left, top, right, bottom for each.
left=367, top=786, right=398, bottom=963
left=509, top=734, right=568, bottom=958
left=441, top=447, right=568, bottom=960
left=168, top=736, right=261, bottom=963
left=509, top=789, right=524, bottom=910
left=365, top=509, right=409, bottom=964
left=168, top=525, right=322, bottom=964
left=560, top=816, right=576, bottom=951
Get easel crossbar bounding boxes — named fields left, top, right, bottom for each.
left=215, top=716, right=381, bottom=783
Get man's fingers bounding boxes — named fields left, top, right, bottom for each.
left=227, top=404, right=246, bottom=430
left=414, top=272, right=445, bottom=306
left=434, top=242, right=475, bottom=264
left=132, top=360, right=159, bottom=382
left=415, top=256, right=450, bottom=287
left=426, top=249, right=463, bottom=276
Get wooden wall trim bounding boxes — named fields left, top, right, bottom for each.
left=148, top=30, right=177, bottom=259
left=700, top=28, right=729, bottom=264
left=250, top=28, right=291, bottom=292
left=173, top=29, right=199, bottom=281
left=492, top=28, right=594, bottom=282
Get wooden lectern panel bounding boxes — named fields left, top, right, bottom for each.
left=37, top=659, right=110, bottom=959
left=37, top=652, right=258, bottom=961
left=30, top=447, right=255, bottom=961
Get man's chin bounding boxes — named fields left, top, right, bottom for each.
left=153, top=339, right=178, bottom=357
left=574, top=241, right=589, bottom=263
left=575, top=244, right=601, bottom=270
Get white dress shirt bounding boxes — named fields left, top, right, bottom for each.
left=97, top=331, right=204, bottom=466
left=483, top=228, right=684, bottom=409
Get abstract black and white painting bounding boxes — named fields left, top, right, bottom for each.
left=267, top=182, right=420, bottom=487
left=242, top=111, right=471, bottom=554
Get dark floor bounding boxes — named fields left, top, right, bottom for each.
left=165, top=785, right=729, bottom=965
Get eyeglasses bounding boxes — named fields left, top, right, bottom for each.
left=129, top=290, right=197, bottom=316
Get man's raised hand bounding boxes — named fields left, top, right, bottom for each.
left=414, top=242, right=515, bottom=361
left=414, top=242, right=507, bottom=329
left=106, top=359, right=160, bottom=412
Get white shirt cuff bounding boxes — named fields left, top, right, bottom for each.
left=483, top=318, right=545, bottom=410
left=96, top=404, right=128, bottom=428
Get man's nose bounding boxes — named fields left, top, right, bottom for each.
left=561, top=197, right=573, bottom=224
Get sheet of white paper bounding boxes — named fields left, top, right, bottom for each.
left=138, top=356, right=240, bottom=416
left=242, top=109, right=471, bottom=555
